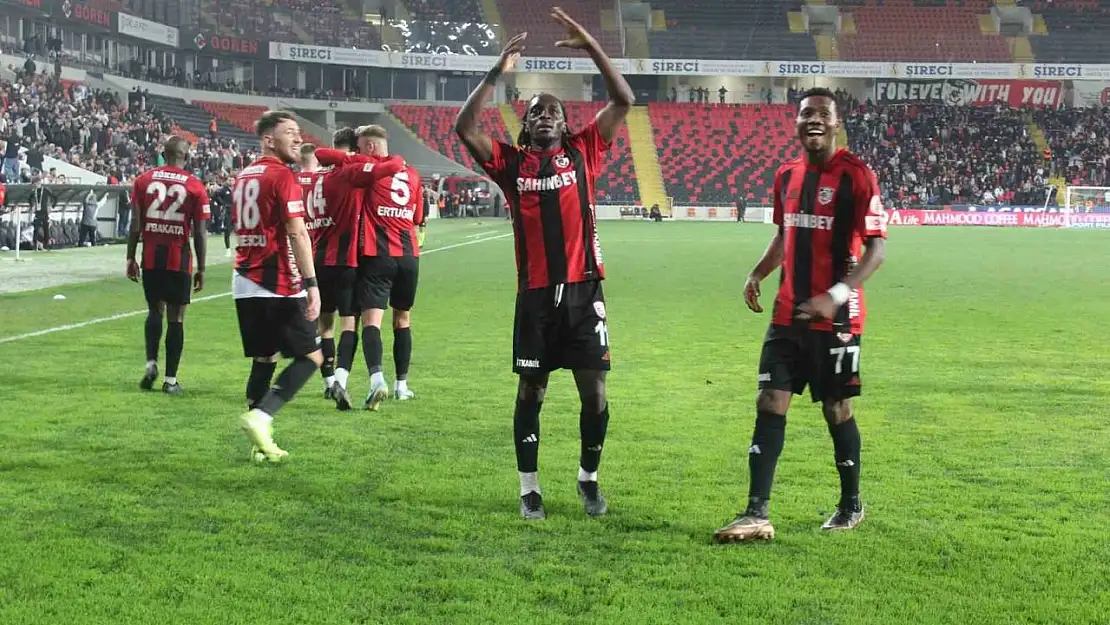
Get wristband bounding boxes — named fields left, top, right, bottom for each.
left=827, top=282, right=850, bottom=306
left=483, top=67, right=502, bottom=86
left=303, top=276, right=318, bottom=289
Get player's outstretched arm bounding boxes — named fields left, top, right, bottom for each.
left=455, top=32, right=527, bottom=163
left=551, top=7, right=635, bottom=142
left=192, top=215, right=207, bottom=292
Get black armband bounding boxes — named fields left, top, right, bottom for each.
left=483, top=67, right=502, bottom=86
left=303, top=276, right=318, bottom=289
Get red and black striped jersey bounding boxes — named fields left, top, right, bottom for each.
left=296, top=170, right=328, bottom=248
left=480, top=120, right=609, bottom=291
left=771, top=148, right=888, bottom=334
left=232, top=156, right=307, bottom=296
left=131, top=165, right=211, bottom=273
left=360, top=156, right=423, bottom=259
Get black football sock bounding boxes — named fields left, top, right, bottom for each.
left=224, top=228, right=231, bottom=249
left=748, top=410, right=787, bottom=511
left=362, top=326, right=383, bottom=376
left=579, top=403, right=610, bottom=477
left=256, top=356, right=319, bottom=416
left=245, top=360, right=277, bottom=409
left=828, top=418, right=862, bottom=512
left=513, top=396, right=543, bottom=474
left=144, top=310, right=163, bottom=363
left=392, top=327, right=412, bottom=381
left=320, top=337, right=335, bottom=380
left=164, top=322, right=184, bottom=380
left=336, top=330, right=358, bottom=372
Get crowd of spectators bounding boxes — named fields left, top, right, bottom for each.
left=1033, top=105, right=1110, bottom=188
left=845, top=103, right=1050, bottom=207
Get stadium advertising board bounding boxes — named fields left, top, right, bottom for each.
left=117, top=12, right=179, bottom=48
left=55, top=0, right=112, bottom=30
left=262, top=46, right=1110, bottom=80
left=874, top=79, right=1063, bottom=108
left=0, top=0, right=45, bottom=12
left=886, top=209, right=1110, bottom=228
left=1071, top=82, right=1110, bottom=107
left=184, top=30, right=266, bottom=59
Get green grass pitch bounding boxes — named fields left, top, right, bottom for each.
left=0, top=220, right=1107, bottom=624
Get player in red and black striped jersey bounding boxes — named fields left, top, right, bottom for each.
left=232, top=110, right=324, bottom=463
left=714, top=88, right=888, bottom=544
left=351, top=124, right=425, bottom=411
left=125, top=136, right=210, bottom=395
left=456, top=9, right=634, bottom=521
left=295, top=143, right=337, bottom=397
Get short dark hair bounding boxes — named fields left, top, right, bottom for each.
left=255, top=110, right=296, bottom=137
left=332, top=126, right=357, bottom=150
left=163, top=135, right=190, bottom=166
left=799, top=87, right=839, bottom=110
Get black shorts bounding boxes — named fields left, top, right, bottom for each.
left=319, top=266, right=358, bottom=317
left=356, top=255, right=419, bottom=312
left=142, top=269, right=191, bottom=306
left=758, top=323, right=862, bottom=403
left=235, top=297, right=321, bottom=359
left=513, top=280, right=610, bottom=375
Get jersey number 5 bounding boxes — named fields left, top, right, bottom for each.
left=146, top=181, right=187, bottom=222
left=390, top=171, right=411, bottom=206
left=233, top=178, right=261, bottom=229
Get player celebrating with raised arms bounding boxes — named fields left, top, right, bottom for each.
left=126, top=135, right=211, bottom=395
left=455, top=7, right=634, bottom=520
left=713, top=88, right=887, bottom=543
left=232, top=111, right=322, bottom=463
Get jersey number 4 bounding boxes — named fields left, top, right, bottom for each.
left=307, top=177, right=326, bottom=219
left=145, top=181, right=187, bottom=222
left=233, top=178, right=261, bottom=229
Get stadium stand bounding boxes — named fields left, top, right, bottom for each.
left=845, top=103, right=1047, bottom=206
left=191, top=101, right=326, bottom=146
left=201, top=0, right=381, bottom=49
left=649, top=103, right=797, bottom=205
left=834, top=0, right=1012, bottom=62
left=648, top=0, right=817, bottom=61
left=389, top=104, right=512, bottom=175
left=1028, top=0, right=1110, bottom=63
left=1033, top=106, right=1110, bottom=187
left=402, top=0, right=484, bottom=22
left=496, top=0, right=622, bottom=57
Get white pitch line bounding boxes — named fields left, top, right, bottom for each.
left=0, top=232, right=512, bottom=346
left=464, top=230, right=498, bottom=239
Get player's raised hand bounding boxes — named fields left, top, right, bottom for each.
left=744, top=275, right=763, bottom=313
left=193, top=271, right=205, bottom=293
left=497, top=33, right=527, bottom=73
left=795, top=293, right=838, bottom=321
left=305, top=286, right=321, bottom=322
left=126, top=258, right=140, bottom=282
left=552, top=7, right=596, bottom=50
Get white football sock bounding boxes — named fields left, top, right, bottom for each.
left=370, top=371, right=386, bottom=388
left=335, top=368, right=349, bottom=388
left=394, top=379, right=408, bottom=392
left=324, top=375, right=336, bottom=387
left=164, top=376, right=177, bottom=385
left=146, top=360, right=157, bottom=369
left=578, top=467, right=598, bottom=483
left=519, top=472, right=541, bottom=497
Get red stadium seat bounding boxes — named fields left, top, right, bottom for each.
left=833, top=0, right=1011, bottom=62
left=390, top=104, right=512, bottom=174
left=648, top=103, right=799, bottom=206
left=193, top=102, right=327, bottom=147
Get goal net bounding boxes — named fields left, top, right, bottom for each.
left=1063, top=186, right=1110, bottom=227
